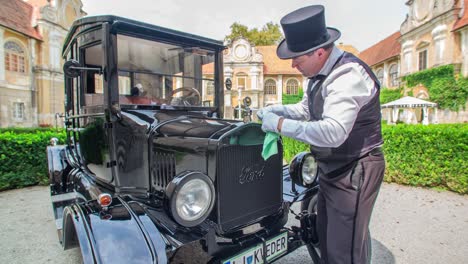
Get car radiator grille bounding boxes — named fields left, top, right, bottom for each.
left=216, top=143, right=283, bottom=232
left=151, top=149, right=176, bottom=189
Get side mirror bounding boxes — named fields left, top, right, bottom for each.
left=63, top=59, right=102, bottom=78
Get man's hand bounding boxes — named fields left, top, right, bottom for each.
left=256, top=108, right=267, bottom=121
left=257, top=105, right=285, bottom=121
left=261, top=112, right=282, bottom=133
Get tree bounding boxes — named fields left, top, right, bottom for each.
left=225, top=22, right=283, bottom=46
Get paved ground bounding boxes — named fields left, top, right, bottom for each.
left=0, top=183, right=467, bottom=263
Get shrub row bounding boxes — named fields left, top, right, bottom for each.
left=1, top=125, right=467, bottom=194
left=0, top=129, right=66, bottom=191
left=283, top=124, right=468, bottom=194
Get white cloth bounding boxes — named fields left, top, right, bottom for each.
left=273, top=47, right=377, bottom=147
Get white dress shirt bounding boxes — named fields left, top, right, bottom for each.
left=276, top=46, right=377, bottom=147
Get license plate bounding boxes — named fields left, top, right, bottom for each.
left=222, top=232, right=288, bottom=264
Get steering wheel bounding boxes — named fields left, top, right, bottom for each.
left=170, top=87, right=201, bottom=106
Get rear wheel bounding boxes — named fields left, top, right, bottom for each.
left=301, top=195, right=321, bottom=263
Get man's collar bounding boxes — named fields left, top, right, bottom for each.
left=316, top=46, right=344, bottom=77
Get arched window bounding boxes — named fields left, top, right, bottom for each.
left=264, top=79, right=276, bottom=95
left=389, top=64, right=399, bottom=87
left=286, top=79, right=299, bottom=95
left=376, top=69, right=384, bottom=86
left=4, top=41, right=26, bottom=73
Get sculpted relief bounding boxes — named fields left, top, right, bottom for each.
left=401, top=0, right=455, bottom=34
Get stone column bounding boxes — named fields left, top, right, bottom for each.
left=29, top=38, right=38, bottom=125
left=250, top=66, right=260, bottom=107
left=461, top=28, right=468, bottom=77
left=383, top=63, right=389, bottom=88
left=224, top=67, right=233, bottom=118
left=277, top=75, right=283, bottom=104
left=402, top=40, right=414, bottom=74
left=432, top=24, right=447, bottom=65
left=0, top=27, right=5, bottom=81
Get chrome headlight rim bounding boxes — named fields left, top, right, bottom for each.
left=289, top=152, right=318, bottom=187
left=166, top=171, right=215, bottom=227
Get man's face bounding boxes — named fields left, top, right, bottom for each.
left=291, top=49, right=327, bottom=77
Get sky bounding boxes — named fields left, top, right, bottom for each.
left=79, top=0, right=408, bottom=51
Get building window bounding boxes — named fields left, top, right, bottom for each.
left=236, top=73, right=247, bottom=90
left=418, top=50, right=428, bottom=71
left=13, top=102, right=25, bottom=120
left=4, top=41, right=26, bottom=73
left=264, top=79, right=276, bottom=95
left=286, top=79, right=299, bottom=95
left=376, top=69, right=384, bottom=86
left=389, top=64, right=399, bottom=87
left=206, top=81, right=214, bottom=95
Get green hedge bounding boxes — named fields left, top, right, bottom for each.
left=1, top=125, right=467, bottom=194
left=283, top=124, right=468, bottom=194
left=380, top=87, right=403, bottom=105
left=282, top=88, right=304, bottom=104
left=0, top=129, right=66, bottom=191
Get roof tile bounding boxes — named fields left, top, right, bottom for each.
left=359, top=31, right=401, bottom=66
left=0, top=0, right=42, bottom=40
left=255, top=46, right=300, bottom=75
left=453, top=0, right=468, bottom=31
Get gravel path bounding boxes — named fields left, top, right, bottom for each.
left=0, top=183, right=467, bottom=264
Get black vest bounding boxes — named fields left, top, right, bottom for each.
left=307, top=52, right=383, bottom=175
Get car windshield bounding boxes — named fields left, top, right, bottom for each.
left=115, top=34, right=216, bottom=107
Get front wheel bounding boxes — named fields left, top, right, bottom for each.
left=301, top=195, right=321, bottom=263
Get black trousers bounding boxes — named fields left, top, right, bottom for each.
left=317, top=150, right=385, bottom=264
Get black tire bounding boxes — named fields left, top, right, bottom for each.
left=301, top=195, right=321, bottom=264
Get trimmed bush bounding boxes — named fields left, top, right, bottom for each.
left=1, top=125, right=467, bottom=194
left=283, top=124, right=468, bottom=194
left=282, top=88, right=304, bottom=104
left=0, top=129, right=66, bottom=191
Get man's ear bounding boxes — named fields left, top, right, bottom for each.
left=315, top=48, right=325, bottom=57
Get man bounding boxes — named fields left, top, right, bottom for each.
left=258, top=5, right=385, bottom=264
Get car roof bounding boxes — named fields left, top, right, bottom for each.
left=62, top=15, right=225, bottom=56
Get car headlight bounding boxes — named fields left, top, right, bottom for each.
left=166, top=172, right=215, bottom=227
left=289, top=152, right=318, bottom=187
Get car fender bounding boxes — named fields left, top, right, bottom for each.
left=62, top=199, right=168, bottom=264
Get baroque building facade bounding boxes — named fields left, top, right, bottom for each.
left=220, top=39, right=358, bottom=119
left=361, top=0, right=468, bottom=88
left=222, top=38, right=307, bottom=119
left=0, top=0, right=85, bottom=127
left=360, top=0, right=468, bottom=123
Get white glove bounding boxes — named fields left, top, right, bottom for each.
left=261, top=112, right=281, bottom=133
left=257, top=104, right=285, bottom=121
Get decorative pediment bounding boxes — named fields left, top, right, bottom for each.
left=224, top=38, right=263, bottom=63
left=401, top=0, right=455, bottom=34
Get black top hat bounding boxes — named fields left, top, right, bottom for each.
left=277, top=5, right=341, bottom=59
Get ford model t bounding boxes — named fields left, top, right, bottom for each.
left=47, top=15, right=321, bottom=263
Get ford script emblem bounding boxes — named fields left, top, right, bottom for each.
left=239, top=164, right=265, bottom=184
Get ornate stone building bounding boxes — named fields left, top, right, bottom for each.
left=360, top=0, right=468, bottom=123
left=0, top=0, right=85, bottom=127
left=220, top=39, right=359, bottom=119
left=222, top=38, right=305, bottom=119
left=361, top=0, right=468, bottom=88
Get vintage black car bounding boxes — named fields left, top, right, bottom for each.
left=47, top=15, right=321, bottom=264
